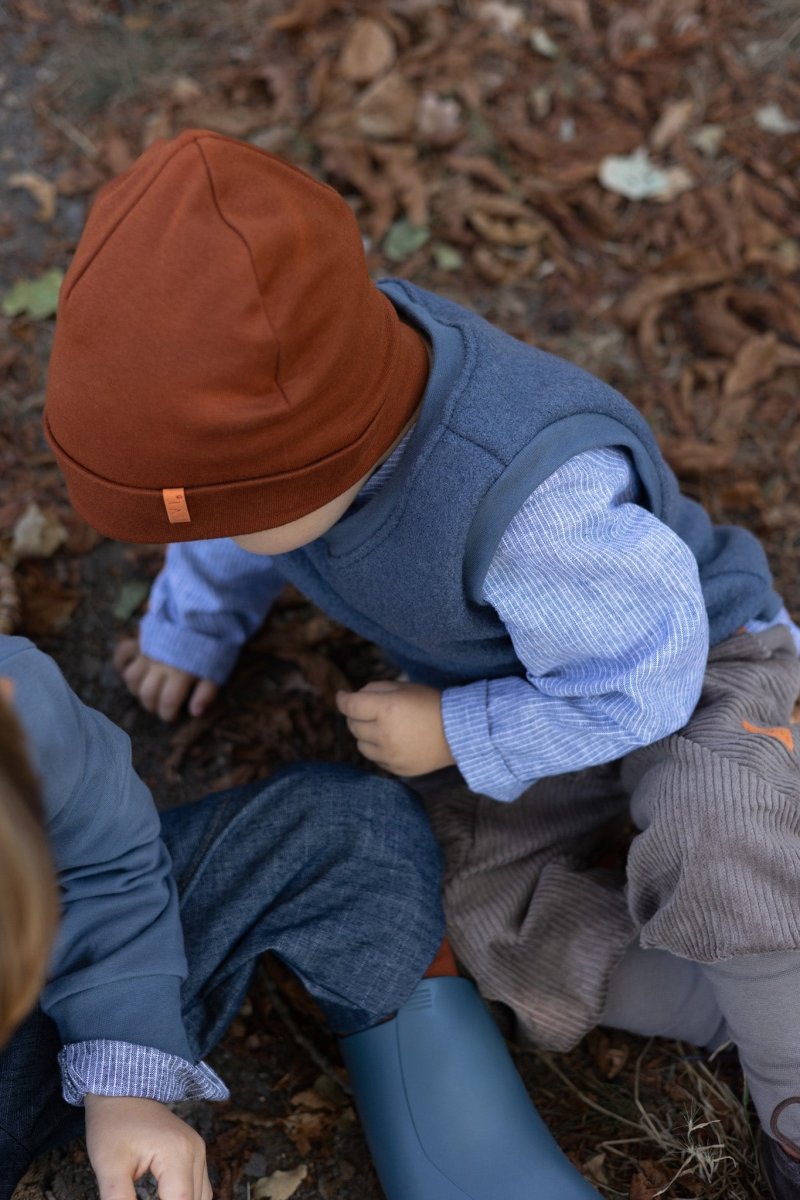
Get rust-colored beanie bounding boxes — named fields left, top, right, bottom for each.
left=44, top=130, right=428, bottom=543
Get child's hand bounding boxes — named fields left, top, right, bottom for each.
left=85, top=1094, right=212, bottom=1200
left=114, top=638, right=219, bottom=722
left=336, top=681, right=455, bottom=777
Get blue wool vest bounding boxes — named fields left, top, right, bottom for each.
left=277, top=280, right=780, bottom=689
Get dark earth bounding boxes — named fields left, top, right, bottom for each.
left=2, top=1, right=799, bottom=1196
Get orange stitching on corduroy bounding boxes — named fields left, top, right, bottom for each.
left=741, top=720, right=795, bottom=753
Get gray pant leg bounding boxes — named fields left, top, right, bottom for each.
left=601, top=941, right=726, bottom=1047
left=705, top=952, right=800, bottom=1146
left=601, top=941, right=800, bottom=1145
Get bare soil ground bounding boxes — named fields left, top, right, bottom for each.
left=2, top=1, right=799, bottom=1196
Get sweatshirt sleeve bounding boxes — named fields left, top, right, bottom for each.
left=0, top=638, right=192, bottom=1060
left=441, top=448, right=709, bottom=801
left=140, top=539, right=285, bottom=684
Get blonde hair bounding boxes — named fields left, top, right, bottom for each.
left=0, top=695, right=59, bottom=1046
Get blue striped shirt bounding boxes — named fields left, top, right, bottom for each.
left=141, top=442, right=799, bottom=802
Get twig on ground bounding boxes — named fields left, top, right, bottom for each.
left=256, top=963, right=352, bottom=1096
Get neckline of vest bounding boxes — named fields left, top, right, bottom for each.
left=320, top=280, right=470, bottom=559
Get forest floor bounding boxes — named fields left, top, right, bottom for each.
left=2, top=0, right=800, bottom=1196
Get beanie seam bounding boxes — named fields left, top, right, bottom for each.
left=62, top=134, right=207, bottom=305
left=194, top=138, right=291, bottom=412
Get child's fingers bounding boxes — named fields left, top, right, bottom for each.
left=92, top=1162, right=137, bottom=1200
left=336, top=690, right=384, bottom=720
left=358, top=680, right=402, bottom=694
left=151, top=1159, right=205, bottom=1200
left=113, top=638, right=141, bottom=674
left=189, top=679, right=219, bottom=719
left=355, top=739, right=391, bottom=770
left=344, top=715, right=379, bottom=742
left=121, top=655, right=150, bottom=695
left=138, top=669, right=168, bottom=715
left=158, top=674, right=193, bottom=723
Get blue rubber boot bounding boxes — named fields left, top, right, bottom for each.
left=340, top=977, right=600, bottom=1199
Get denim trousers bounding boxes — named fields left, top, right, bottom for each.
left=0, top=763, right=444, bottom=1197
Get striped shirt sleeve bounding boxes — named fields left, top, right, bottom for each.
left=441, top=447, right=709, bottom=801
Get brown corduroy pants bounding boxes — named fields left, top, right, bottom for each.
left=416, top=627, right=800, bottom=1052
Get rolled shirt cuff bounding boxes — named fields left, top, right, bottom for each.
left=441, top=681, right=524, bottom=802
left=139, top=613, right=242, bottom=685
left=59, top=1040, right=230, bottom=1107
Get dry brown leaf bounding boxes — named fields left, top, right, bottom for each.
left=691, top=289, right=754, bottom=358
left=661, top=438, right=734, bottom=474
left=338, top=17, right=396, bottom=83
left=473, top=245, right=541, bottom=283
left=650, top=98, right=694, bottom=151
left=290, top=1088, right=336, bottom=1111
left=468, top=209, right=546, bottom=246
left=177, top=106, right=268, bottom=138
left=7, top=172, right=57, bottom=222
left=588, top=1030, right=630, bottom=1079
left=252, top=1165, right=308, bottom=1200
left=541, top=0, right=592, bottom=31
left=617, top=268, right=730, bottom=329
left=0, top=564, right=20, bottom=636
left=318, top=136, right=395, bottom=236
left=270, top=0, right=335, bottom=31
left=723, top=332, right=780, bottom=397
left=444, top=154, right=512, bottom=192
left=371, top=143, right=429, bottom=226
left=17, top=569, right=80, bottom=637
left=280, top=1110, right=328, bottom=1155
left=355, top=72, right=417, bottom=139
left=584, top=1151, right=609, bottom=1186
left=629, top=1160, right=670, bottom=1200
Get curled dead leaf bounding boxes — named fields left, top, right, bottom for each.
left=355, top=72, right=417, bottom=139
left=473, top=245, right=541, bottom=284
left=338, top=17, right=396, bottom=83
left=723, top=333, right=780, bottom=398
left=650, top=99, right=694, bottom=152
left=617, top=268, right=730, bottom=329
left=468, top=206, right=548, bottom=247
left=252, top=1165, right=308, bottom=1200
left=8, top=171, right=57, bottom=222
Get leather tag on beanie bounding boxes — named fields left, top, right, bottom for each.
left=162, top=488, right=191, bottom=524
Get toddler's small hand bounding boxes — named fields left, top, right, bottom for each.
left=114, top=638, right=219, bottom=722
left=336, top=681, right=455, bottom=777
left=86, top=1094, right=212, bottom=1200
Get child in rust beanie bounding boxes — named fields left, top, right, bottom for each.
left=46, top=129, right=800, bottom=1198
